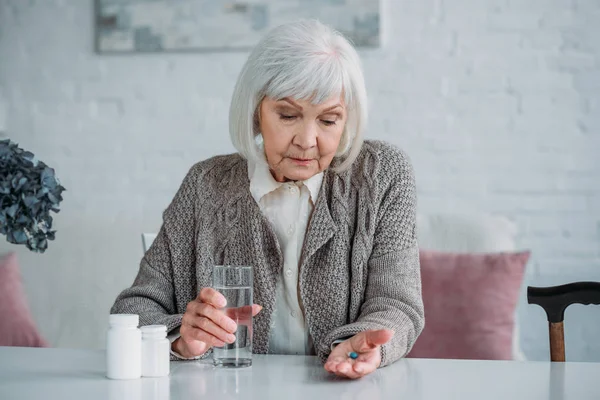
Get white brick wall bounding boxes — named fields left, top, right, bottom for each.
left=1, top=0, right=599, bottom=361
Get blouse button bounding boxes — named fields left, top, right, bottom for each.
left=291, top=310, right=298, bottom=318
left=285, top=269, right=292, bottom=277
left=286, top=225, right=294, bottom=236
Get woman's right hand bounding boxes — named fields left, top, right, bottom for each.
left=172, top=287, right=262, bottom=359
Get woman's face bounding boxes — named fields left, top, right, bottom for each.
left=258, top=95, right=347, bottom=182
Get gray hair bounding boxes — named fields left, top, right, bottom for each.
left=229, top=19, right=368, bottom=172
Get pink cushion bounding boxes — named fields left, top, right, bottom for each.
left=407, top=250, right=530, bottom=360
left=0, top=252, right=49, bottom=347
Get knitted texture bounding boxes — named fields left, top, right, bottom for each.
left=110, top=140, right=425, bottom=367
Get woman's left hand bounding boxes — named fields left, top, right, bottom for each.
left=324, top=329, right=394, bottom=379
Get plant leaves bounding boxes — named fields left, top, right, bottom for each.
left=0, top=139, right=65, bottom=252
left=37, top=238, right=47, bottom=251
left=16, top=214, right=29, bottom=224
left=22, top=195, right=38, bottom=208
left=10, top=229, right=28, bottom=244
left=41, top=167, right=57, bottom=189
left=6, top=204, right=18, bottom=218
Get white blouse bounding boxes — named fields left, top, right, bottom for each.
left=248, top=156, right=323, bottom=355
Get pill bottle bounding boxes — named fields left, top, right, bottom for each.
left=141, top=324, right=170, bottom=377
left=106, top=314, right=142, bottom=380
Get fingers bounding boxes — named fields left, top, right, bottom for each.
left=180, top=288, right=264, bottom=357
left=180, top=322, right=227, bottom=348
left=326, top=361, right=364, bottom=379
left=352, top=361, right=377, bottom=376
left=183, top=300, right=237, bottom=345
left=252, top=304, right=263, bottom=316
left=186, top=315, right=237, bottom=344
left=324, top=330, right=390, bottom=379
left=198, top=287, right=227, bottom=307
left=336, top=362, right=361, bottom=379
left=351, top=329, right=394, bottom=352
left=325, top=349, right=378, bottom=380
left=185, top=289, right=264, bottom=342
left=223, top=304, right=263, bottom=321
left=324, top=360, right=376, bottom=379
left=196, top=302, right=237, bottom=333
left=366, top=329, right=394, bottom=346
left=182, top=292, right=234, bottom=349
left=324, top=360, right=342, bottom=373
left=188, top=288, right=264, bottom=343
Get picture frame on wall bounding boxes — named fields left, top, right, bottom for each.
left=94, top=0, right=381, bottom=53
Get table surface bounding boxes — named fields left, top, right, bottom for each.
left=0, top=347, right=599, bottom=400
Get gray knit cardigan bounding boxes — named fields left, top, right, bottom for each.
left=110, top=140, right=425, bottom=367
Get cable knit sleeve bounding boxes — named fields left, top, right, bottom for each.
left=323, top=144, right=425, bottom=367
left=110, top=163, right=204, bottom=360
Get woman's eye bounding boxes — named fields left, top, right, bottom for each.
left=321, top=120, right=336, bottom=126
left=280, top=114, right=297, bottom=121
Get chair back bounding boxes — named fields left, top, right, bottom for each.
left=141, top=233, right=157, bottom=253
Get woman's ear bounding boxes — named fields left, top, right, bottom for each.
left=253, top=98, right=266, bottom=135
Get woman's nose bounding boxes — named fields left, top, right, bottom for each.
left=293, top=122, right=318, bottom=149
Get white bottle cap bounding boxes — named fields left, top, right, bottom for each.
left=140, top=324, right=167, bottom=339
left=109, top=314, right=139, bottom=327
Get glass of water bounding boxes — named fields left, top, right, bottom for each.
left=212, top=265, right=253, bottom=368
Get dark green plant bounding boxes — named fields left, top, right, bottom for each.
left=0, top=139, right=66, bottom=253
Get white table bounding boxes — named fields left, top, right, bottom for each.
left=0, top=347, right=599, bottom=399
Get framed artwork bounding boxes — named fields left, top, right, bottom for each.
left=94, top=0, right=381, bottom=53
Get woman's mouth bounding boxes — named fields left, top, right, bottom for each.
left=289, top=157, right=313, bottom=166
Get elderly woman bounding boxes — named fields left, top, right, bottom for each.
left=111, top=19, right=424, bottom=379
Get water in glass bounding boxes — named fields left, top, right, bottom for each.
left=212, top=266, right=253, bottom=368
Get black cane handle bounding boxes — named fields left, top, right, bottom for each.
left=527, top=282, right=600, bottom=323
